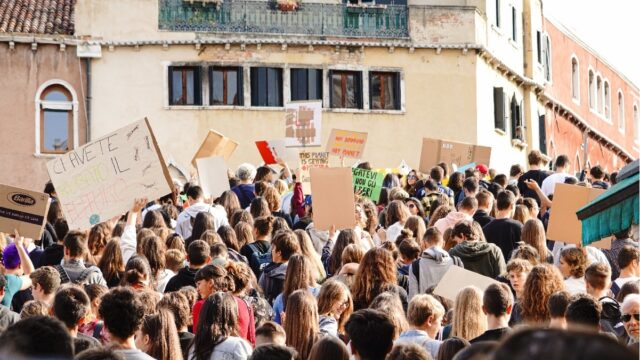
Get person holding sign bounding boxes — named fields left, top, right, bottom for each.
left=1, top=232, right=35, bottom=307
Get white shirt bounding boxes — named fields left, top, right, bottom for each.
left=386, top=222, right=405, bottom=243
left=175, top=202, right=228, bottom=239
left=564, top=276, right=586, bottom=295
left=541, top=172, right=577, bottom=196
left=614, top=276, right=640, bottom=291
left=188, top=336, right=252, bottom=360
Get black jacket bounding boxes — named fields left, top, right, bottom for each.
left=473, top=210, right=494, bottom=228
left=164, top=266, right=198, bottom=293
left=39, top=244, right=64, bottom=267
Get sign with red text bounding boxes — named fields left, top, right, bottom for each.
left=47, top=119, right=173, bottom=230
left=299, top=151, right=330, bottom=194
left=285, top=101, right=322, bottom=147
left=0, top=184, right=50, bottom=239
left=326, top=129, right=368, bottom=159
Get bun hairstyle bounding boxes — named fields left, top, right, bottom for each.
left=254, top=216, right=275, bottom=238
left=194, top=265, right=235, bottom=293
left=123, top=255, right=153, bottom=288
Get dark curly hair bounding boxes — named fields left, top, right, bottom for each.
left=98, top=287, right=145, bottom=340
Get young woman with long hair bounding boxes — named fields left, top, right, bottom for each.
left=519, top=264, right=565, bottom=325
left=142, top=210, right=168, bottom=229
left=230, top=209, right=254, bottom=229
left=217, top=225, right=247, bottom=264
left=404, top=216, right=427, bottom=246
left=384, top=200, right=411, bottom=242
left=263, top=186, right=293, bottom=229
left=217, top=190, right=241, bottom=222
left=135, top=309, right=183, bottom=360
left=427, top=205, right=454, bottom=228
left=186, top=212, right=216, bottom=248
left=225, top=261, right=274, bottom=328
left=323, top=229, right=357, bottom=278
left=294, top=229, right=326, bottom=283
left=234, top=222, right=254, bottom=250
left=558, top=247, right=587, bottom=295
left=513, top=204, right=531, bottom=226
left=140, top=235, right=173, bottom=293
left=250, top=197, right=271, bottom=219
left=283, top=290, right=321, bottom=360
left=87, top=222, right=112, bottom=265
left=273, top=254, right=319, bottom=324
left=122, top=255, right=154, bottom=290
left=450, top=286, right=486, bottom=341
left=97, top=239, right=125, bottom=288
left=189, top=292, right=252, bottom=360
left=352, top=248, right=407, bottom=311
left=317, top=279, right=353, bottom=337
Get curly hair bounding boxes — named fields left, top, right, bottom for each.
left=225, top=261, right=253, bottom=296
left=560, top=247, right=588, bottom=278
left=157, top=292, right=191, bottom=331
left=427, top=205, right=454, bottom=228
left=88, top=222, right=112, bottom=259
left=520, top=264, right=565, bottom=324
left=352, top=248, right=397, bottom=310
left=98, top=287, right=145, bottom=339
left=451, top=286, right=486, bottom=341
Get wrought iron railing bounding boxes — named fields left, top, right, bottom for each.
left=158, top=0, right=409, bottom=38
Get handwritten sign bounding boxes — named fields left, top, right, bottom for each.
left=326, top=129, right=368, bottom=159
left=352, top=168, right=384, bottom=202
left=285, top=101, right=322, bottom=147
left=47, top=118, right=173, bottom=230
left=196, top=156, right=230, bottom=200
left=299, top=151, right=330, bottom=194
left=419, top=138, right=491, bottom=173
left=191, top=130, right=238, bottom=167
left=0, top=184, right=50, bottom=239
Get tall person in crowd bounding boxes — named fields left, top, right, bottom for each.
left=482, top=190, right=522, bottom=261
left=517, top=150, right=549, bottom=206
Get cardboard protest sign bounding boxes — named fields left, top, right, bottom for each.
left=352, top=168, right=384, bottom=202
left=547, top=183, right=608, bottom=247
left=285, top=101, right=322, bottom=147
left=47, top=119, right=173, bottom=230
left=299, top=151, right=330, bottom=194
left=191, top=130, right=238, bottom=167
left=419, top=138, right=491, bottom=173
left=196, top=156, right=230, bottom=200
left=255, top=140, right=298, bottom=164
left=326, top=129, right=368, bottom=159
left=433, top=266, right=500, bottom=301
left=0, top=184, right=50, bottom=239
left=309, top=168, right=356, bottom=231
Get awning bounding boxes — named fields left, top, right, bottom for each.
left=577, top=163, right=639, bottom=246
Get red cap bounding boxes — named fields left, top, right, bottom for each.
left=475, top=164, right=489, bottom=175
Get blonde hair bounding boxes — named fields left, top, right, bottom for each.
left=521, top=219, right=551, bottom=261
left=407, top=294, right=445, bottom=327
left=317, top=280, right=353, bottom=334
left=513, top=204, right=531, bottom=225
left=294, top=230, right=326, bottom=282
left=451, top=286, right=487, bottom=340
left=284, top=290, right=320, bottom=360
left=404, top=216, right=426, bottom=244
left=274, top=179, right=288, bottom=195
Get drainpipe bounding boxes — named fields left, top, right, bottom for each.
left=84, top=58, right=92, bottom=142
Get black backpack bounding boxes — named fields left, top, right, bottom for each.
left=247, top=243, right=272, bottom=279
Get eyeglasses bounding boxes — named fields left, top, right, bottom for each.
left=408, top=175, right=417, bottom=180
left=622, top=313, right=640, bottom=322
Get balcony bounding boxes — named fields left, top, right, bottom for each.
left=158, top=0, right=409, bottom=38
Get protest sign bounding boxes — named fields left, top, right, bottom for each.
left=285, top=101, right=322, bottom=147
left=326, top=129, right=368, bottom=159
left=0, top=184, right=50, bottom=239
left=419, top=138, right=491, bottom=173
left=196, top=156, right=230, bottom=200
left=352, top=168, right=384, bottom=202
left=191, top=130, right=238, bottom=167
left=47, top=119, right=173, bottom=230
left=433, top=266, right=500, bottom=301
left=310, top=168, right=356, bottom=231
left=255, top=140, right=298, bottom=164
left=547, top=183, right=610, bottom=248
left=299, top=151, right=330, bottom=194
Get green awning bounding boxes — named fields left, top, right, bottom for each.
left=577, top=172, right=639, bottom=246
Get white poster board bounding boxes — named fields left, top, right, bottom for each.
left=196, top=156, right=230, bottom=200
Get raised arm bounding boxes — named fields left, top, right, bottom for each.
left=14, top=231, right=34, bottom=290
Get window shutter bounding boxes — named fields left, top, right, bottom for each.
left=539, top=115, right=547, bottom=154
left=328, top=70, right=335, bottom=108
left=194, top=67, right=202, bottom=106
left=250, top=68, right=259, bottom=106
left=356, top=72, right=363, bottom=109
left=168, top=66, right=175, bottom=105
left=237, top=66, right=244, bottom=106
left=277, top=68, right=284, bottom=107
left=313, top=69, right=323, bottom=102
left=393, top=72, right=401, bottom=110
left=510, top=96, right=518, bottom=139
left=493, top=87, right=505, bottom=131
left=368, top=72, right=373, bottom=110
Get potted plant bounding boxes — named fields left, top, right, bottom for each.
left=277, top=0, right=299, bottom=11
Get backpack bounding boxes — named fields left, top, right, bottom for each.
left=247, top=243, right=272, bottom=279
left=54, top=265, right=97, bottom=285
left=599, top=297, right=626, bottom=338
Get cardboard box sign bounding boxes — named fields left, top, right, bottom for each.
left=299, top=151, right=330, bottom=194
left=196, top=156, right=231, bottom=200
left=191, top=130, right=238, bottom=167
left=47, top=118, right=173, bottom=230
left=309, top=167, right=356, bottom=231
left=419, top=138, right=491, bottom=173
left=547, top=183, right=610, bottom=248
left=352, top=168, right=384, bottom=202
left=284, top=101, right=322, bottom=147
left=433, top=265, right=500, bottom=301
left=326, top=129, right=368, bottom=159
left=0, top=184, right=50, bottom=239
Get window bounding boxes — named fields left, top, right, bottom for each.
left=169, top=66, right=202, bottom=106
left=510, top=95, right=524, bottom=141
left=369, top=72, right=400, bottom=110
left=250, top=67, right=283, bottom=107
left=542, top=33, right=552, bottom=82
left=536, top=31, right=542, bottom=63
left=495, top=0, right=501, bottom=27
left=588, top=70, right=595, bottom=109
left=539, top=114, right=547, bottom=154
left=493, top=87, right=506, bottom=131
left=634, top=104, right=639, bottom=141
left=571, top=58, right=579, bottom=101
left=329, top=70, right=363, bottom=109
left=39, top=85, right=74, bottom=154
left=596, top=76, right=602, bottom=114
left=604, top=81, right=611, bottom=119
left=291, top=68, right=323, bottom=102
left=511, top=6, right=517, bottom=41
left=209, top=66, right=243, bottom=106
left=618, top=92, right=625, bottom=132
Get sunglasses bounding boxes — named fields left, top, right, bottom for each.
left=622, top=313, right=640, bottom=322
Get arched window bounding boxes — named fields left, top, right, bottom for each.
left=36, top=81, right=78, bottom=154
left=618, top=91, right=625, bottom=132
left=596, top=75, right=602, bottom=114
left=571, top=58, right=579, bottom=101
left=604, top=81, right=611, bottom=119
left=588, top=70, right=595, bottom=109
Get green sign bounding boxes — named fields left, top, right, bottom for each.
left=352, top=168, right=384, bottom=202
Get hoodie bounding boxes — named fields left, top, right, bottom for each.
left=408, top=247, right=461, bottom=300
left=0, top=305, right=19, bottom=331
left=448, top=241, right=506, bottom=279
left=599, top=297, right=627, bottom=339
left=175, top=203, right=228, bottom=239
left=258, top=263, right=288, bottom=304
left=164, top=266, right=199, bottom=293
left=434, top=212, right=473, bottom=234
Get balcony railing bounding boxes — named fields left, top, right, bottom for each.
left=158, top=0, right=409, bottom=38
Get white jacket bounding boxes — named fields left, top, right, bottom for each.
left=175, top=202, right=229, bottom=239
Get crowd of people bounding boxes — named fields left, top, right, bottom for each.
left=0, top=149, right=637, bottom=360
